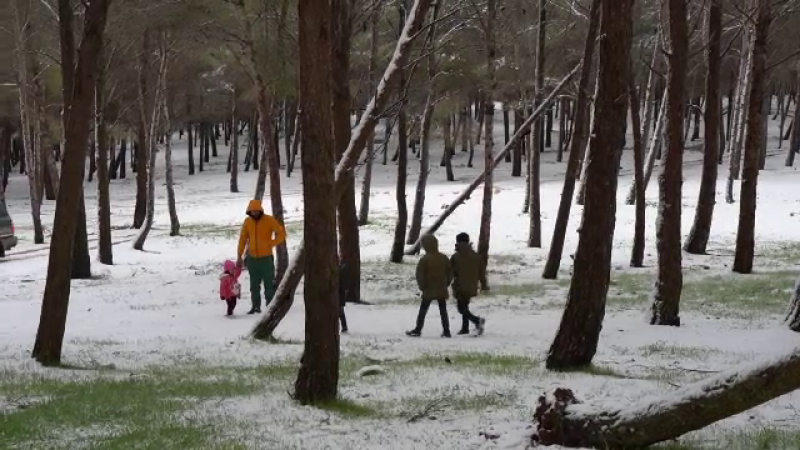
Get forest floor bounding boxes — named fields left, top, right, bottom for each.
left=2, top=125, right=800, bottom=449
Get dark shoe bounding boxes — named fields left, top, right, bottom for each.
left=247, top=309, right=259, bottom=315
left=457, top=329, right=470, bottom=335
left=406, top=330, right=421, bottom=337
left=341, top=328, right=348, bottom=334
left=477, top=318, right=486, bottom=336
left=441, top=332, right=452, bottom=338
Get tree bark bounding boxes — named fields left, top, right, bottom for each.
left=33, top=0, right=110, bottom=366
left=534, top=350, right=800, bottom=448
left=545, top=0, right=633, bottom=370
left=477, top=0, right=497, bottom=290
left=164, top=101, right=180, bottom=237
left=650, top=0, right=688, bottom=327
left=629, top=77, right=646, bottom=268
left=133, top=33, right=150, bottom=230
left=406, top=98, right=431, bottom=247
left=527, top=0, right=546, bottom=249
left=251, top=0, right=434, bottom=340
left=541, top=0, right=599, bottom=280
left=293, top=0, right=340, bottom=404
left=230, top=99, right=239, bottom=193
left=685, top=0, right=722, bottom=255
left=390, top=107, right=409, bottom=263
left=187, top=119, right=195, bottom=175
left=785, top=66, right=800, bottom=167
left=726, top=35, right=751, bottom=204
left=626, top=93, right=666, bottom=205
left=358, top=9, right=379, bottom=225
left=733, top=0, right=771, bottom=274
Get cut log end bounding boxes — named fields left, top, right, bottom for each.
left=531, top=387, right=580, bottom=447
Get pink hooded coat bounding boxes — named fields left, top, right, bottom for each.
left=219, top=260, right=242, bottom=300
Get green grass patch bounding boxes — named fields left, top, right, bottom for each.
left=393, top=352, right=539, bottom=377
left=640, top=341, right=722, bottom=360
left=682, top=270, right=797, bottom=319
left=761, top=242, right=800, bottom=266
left=485, top=283, right=547, bottom=298
left=316, top=398, right=382, bottom=419
left=395, top=389, right=516, bottom=418
left=0, top=362, right=297, bottom=450
left=657, top=427, right=800, bottom=450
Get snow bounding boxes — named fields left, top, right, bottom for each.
left=1, top=111, right=800, bottom=449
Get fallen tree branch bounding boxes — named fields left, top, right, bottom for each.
left=404, top=63, right=581, bottom=255
left=533, top=349, right=800, bottom=448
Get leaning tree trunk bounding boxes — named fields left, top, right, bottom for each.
left=389, top=107, right=409, bottom=263
left=534, top=349, right=800, bottom=448
left=650, top=0, right=688, bottom=327
left=786, top=65, right=800, bottom=167
left=164, top=102, right=180, bottom=236
left=685, top=0, right=722, bottom=255
left=527, top=0, right=546, bottom=249
left=293, top=0, right=340, bottom=405
left=251, top=0, right=435, bottom=340
left=733, top=1, right=771, bottom=275
left=545, top=0, right=632, bottom=370
left=404, top=67, right=580, bottom=255
left=406, top=95, right=432, bottom=247
left=541, top=0, right=600, bottom=280
left=357, top=10, right=380, bottom=225
left=629, top=77, right=646, bottom=268
left=33, top=0, right=110, bottom=366
left=477, top=0, right=498, bottom=290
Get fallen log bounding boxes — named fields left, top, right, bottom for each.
left=404, top=63, right=581, bottom=256
left=533, top=349, right=800, bottom=448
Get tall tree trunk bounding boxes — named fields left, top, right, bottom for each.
left=251, top=0, right=434, bottom=340
left=390, top=106, right=409, bottom=263
left=164, top=102, right=179, bottom=237
left=187, top=120, right=195, bottom=175
left=133, top=33, right=168, bottom=251
left=133, top=34, right=150, bottom=230
left=541, top=0, right=600, bottom=280
left=406, top=101, right=432, bottom=247
left=294, top=0, right=340, bottom=404
left=332, top=0, right=361, bottom=304
left=512, top=107, right=523, bottom=176
left=33, top=0, right=110, bottom=366
left=230, top=99, right=239, bottom=193
left=685, top=0, right=722, bottom=255
left=545, top=0, right=633, bottom=370
left=477, top=0, right=497, bottom=291
left=726, top=35, right=751, bottom=204
left=358, top=9, right=379, bottom=225
left=733, top=0, right=771, bottom=274
left=788, top=84, right=800, bottom=167
left=626, top=91, right=666, bottom=205
left=629, top=77, right=646, bottom=268
left=527, top=0, right=546, bottom=248
left=651, top=0, right=687, bottom=327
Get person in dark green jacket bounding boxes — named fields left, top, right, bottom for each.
left=406, top=234, right=452, bottom=338
left=451, top=232, right=485, bottom=335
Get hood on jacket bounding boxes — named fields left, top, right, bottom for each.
left=421, top=234, right=439, bottom=253
left=223, top=260, right=236, bottom=273
left=246, top=200, right=264, bottom=214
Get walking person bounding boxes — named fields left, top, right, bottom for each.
left=219, top=259, right=242, bottom=317
left=237, top=200, right=287, bottom=314
left=406, top=234, right=452, bottom=338
left=451, top=233, right=485, bottom=335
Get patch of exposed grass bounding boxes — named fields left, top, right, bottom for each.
left=485, top=283, right=547, bottom=298
left=682, top=270, right=797, bottom=319
left=761, top=242, right=800, bottom=266
left=640, top=342, right=721, bottom=360
left=394, top=352, right=539, bottom=377
left=316, top=398, right=382, bottom=419
left=395, top=389, right=516, bottom=418
left=658, top=427, right=800, bottom=450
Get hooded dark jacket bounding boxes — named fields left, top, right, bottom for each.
left=450, top=242, right=480, bottom=297
left=416, top=235, right=453, bottom=300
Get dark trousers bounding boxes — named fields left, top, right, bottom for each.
left=414, top=298, right=450, bottom=334
left=225, top=298, right=237, bottom=316
left=456, top=294, right=481, bottom=332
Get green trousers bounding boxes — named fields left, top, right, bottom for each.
left=247, top=255, right=275, bottom=309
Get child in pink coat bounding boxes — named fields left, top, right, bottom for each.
left=219, top=260, right=243, bottom=316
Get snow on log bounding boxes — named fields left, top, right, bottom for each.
left=404, top=63, right=581, bottom=256
left=786, top=276, right=800, bottom=332
left=533, top=349, right=800, bottom=448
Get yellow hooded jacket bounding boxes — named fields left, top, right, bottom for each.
left=238, top=200, right=287, bottom=258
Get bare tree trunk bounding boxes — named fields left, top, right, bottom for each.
left=650, top=0, right=688, bottom=327
left=390, top=106, right=409, bottom=263
left=545, top=0, right=633, bottom=370
left=786, top=67, right=799, bottom=167
left=33, top=0, right=110, bottom=366
left=733, top=0, right=771, bottom=274
left=251, top=0, right=434, bottom=340
left=164, top=102, right=180, bottom=237
left=332, top=0, right=362, bottom=303
left=626, top=92, right=666, bottom=205
left=230, top=98, right=239, bottom=193
left=358, top=9, right=379, bottom=225
left=541, top=0, right=600, bottom=280
left=527, top=0, right=546, bottom=248
left=187, top=119, right=195, bottom=175
left=406, top=100, right=431, bottom=247
left=786, top=277, right=800, bottom=332
left=133, top=33, right=150, bottom=230
left=534, top=350, right=800, bottom=448
left=294, top=0, right=340, bottom=404
left=726, top=35, right=751, bottom=204
left=133, top=32, right=168, bottom=251
left=685, top=0, right=722, bottom=255
left=629, top=77, right=646, bottom=268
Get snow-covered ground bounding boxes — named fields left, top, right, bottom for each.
left=1, top=118, right=800, bottom=449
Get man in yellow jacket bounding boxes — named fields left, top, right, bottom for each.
left=237, top=200, right=287, bottom=314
